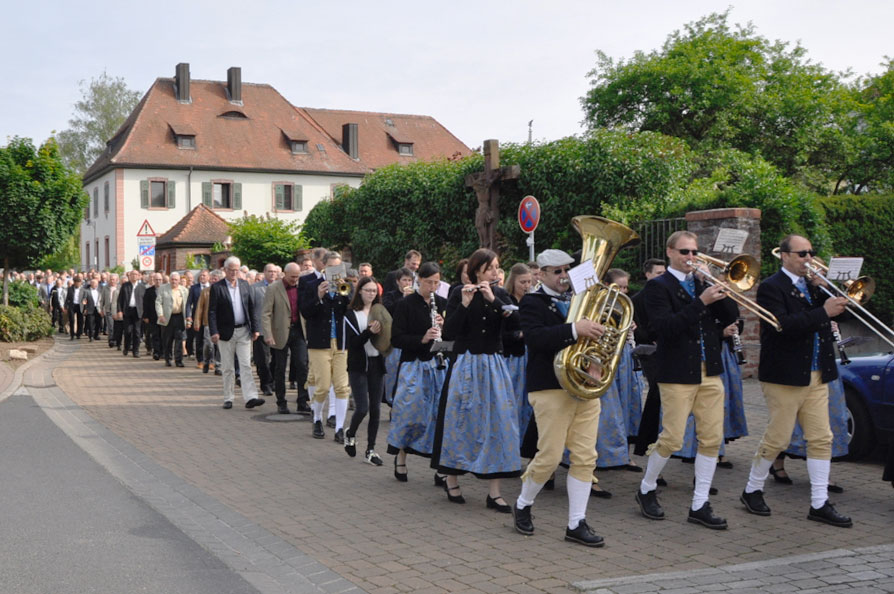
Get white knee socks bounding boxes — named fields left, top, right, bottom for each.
left=516, top=478, right=545, bottom=509
left=328, top=387, right=336, bottom=417
left=566, top=476, right=591, bottom=530
left=640, top=451, right=669, bottom=493
left=745, top=457, right=774, bottom=494
left=334, top=397, right=348, bottom=432
left=692, top=453, right=717, bottom=510
left=806, top=458, right=830, bottom=509
left=310, top=399, right=323, bottom=422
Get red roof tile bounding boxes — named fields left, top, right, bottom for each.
left=156, top=204, right=231, bottom=246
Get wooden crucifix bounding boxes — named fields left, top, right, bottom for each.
left=465, top=139, right=520, bottom=251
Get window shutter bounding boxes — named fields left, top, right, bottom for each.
left=233, top=183, right=242, bottom=210
left=202, top=182, right=212, bottom=207
left=166, top=181, right=176, bottom=208
left=274, top=184, right=284, bottom=210
left=295, top=185, right=303, bottom=211
left=140, top=180, right=149, bottom=209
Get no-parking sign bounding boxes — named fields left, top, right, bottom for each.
left=518, top=196, right=540, bottom=234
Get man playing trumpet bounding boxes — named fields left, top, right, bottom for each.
left=636, top=231, right=739, bottom=529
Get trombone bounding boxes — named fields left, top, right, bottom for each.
left=687, top=253, right=783, bottom=332
left=771, top=248, right=894, bottom=349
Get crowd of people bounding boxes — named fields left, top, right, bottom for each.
left=18, top=227, right=875, bottom=548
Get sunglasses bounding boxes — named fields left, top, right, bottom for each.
left=549, top=267, right=571, bottom=275
left=783, top=249, right=817, bottom=258
left=676, top=249, right=699, bottom=256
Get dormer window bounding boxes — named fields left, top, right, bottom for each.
left=169, top=122, right=197, bottom=149
left=177, top=135, right=196, bottom=149
left=291, top=140, right=308, bottom=154
left=281, top=128, right=308, bottom=155
left=398, top=143, right=414, bottom=156
left=220, top=111, right=248, bottom=119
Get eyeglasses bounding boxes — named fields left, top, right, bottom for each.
left=549, top=267, right=570, bottom=275
left=360, top=288, right=378, bottom=294
left=782, top=249, right=817, bottom=258
left=676, top=249, right=699, bottom=256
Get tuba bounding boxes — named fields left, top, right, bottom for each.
left=554, top=216, right=640, bottom=399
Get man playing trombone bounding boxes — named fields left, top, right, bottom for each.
left=740, top=235, right=852, bottom=527
left=636, top=231, right=739, bottom=529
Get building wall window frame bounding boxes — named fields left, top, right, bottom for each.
left=140, top=178, right=175, bottom=210
left=93, top=187, right=99, bottom=217
left=273, top=182, right=302, bottom=212
left=104, top=181, right=110, bottom=215
left=203, top=180, right=241, bottom=211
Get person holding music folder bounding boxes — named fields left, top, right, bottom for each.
left=386, top=262, right=449, bottom=482
left=432, top=249, right=521, bottom=512
left=739, top=235, right=852, bottom=528
left=513, top=249, right=607, bottom=547
left=342, top=276, right=387, bottom=466
left=635, top=231, right=738, bottom=530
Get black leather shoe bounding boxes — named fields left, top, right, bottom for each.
left=513, top=505, right=534, bottom=536
left=202, top=363, right=210, bottom=374
left=133, top=353, right=140, bottom=358
left=262, top=386, right=273, bottom=396
left=565, top=519, right=605, bottom=547
left=486, top=495, right=511, bottom=513
left=635, top=489, right=664, bottom=520
left=808, top=501, right=852, bottom=528
left=543, top=478, right=555, bottom=491
left=770, top=466, right=793, bottom=485
left=434, top=473, right=446, bottom=488
left=245, top=398, right=265, bottom=409
left=214, top=369, right=222, bottom=376
left=312, top=420, right=325, bottom=439
left=590, top=485, right=612, bottom=499
left=326, top=415, right=336, bottom=428
left=165, top=360, right=172, bottom=367
left=153, top=354, right=160, bottom=361
left=393, top=457, right=408, bottom=482
left=656, top=477, right=667, bottom=487
left=740, top=490, right=771, bottom=516
left=688, top=502, right=728, bottom=530
left=175, top=361, right=184, bottom=368
left=235, top=377, right=241, bottom=387
left=333, top=428, right=344, bottom=444
left=277, top=403, right=290, bottom=415
left=344, top=434, right=356, bottom=457
left=828, top=483, right=844, bottom=494
left=294, top=402, right=311, bottom=416
left=222, top=401, right=233, bottom=409
left=289, top=381, right=297, bottom=389
left=446, top=485, right=465, bottom=504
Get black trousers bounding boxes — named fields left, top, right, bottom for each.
left=287, top=331, right=309, bottom=392
left=347, top=358, right=385, bottom=450
left=253, top=336, right=273, bottom=390
left=633, top=355, right=661, bottom=457
left=53, top=305, right=65, bottom=331
left=272, top=325, right=308, bottom=405
left=86, top=311, right=102, bottom=339
left=163, top=313, right=185, bottom=363
left=145, top=321, right=161, bottom=356
left=193, top=327, right=205, bottom=363
left=68, top=305, right=83, bottom=338
left=123, top=308, right=141, bottom=354
left=185, top=326, right=195, bottom=357
left=110, top=319, right=123, bottom=347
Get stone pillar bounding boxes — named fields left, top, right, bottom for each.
left=686, top=208, right=762, bottom=378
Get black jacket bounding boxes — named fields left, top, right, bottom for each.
left=382, top=289, right=407, bottom=315
left=208, top=278, right=260, bottom=341
left=757, top=270, right=838, bottom=386
left=64, top=285, right=84, bottom=310
left=299, top=274, right=350, bottom=350
left=82, top=287, right=101, bottom=315
left=644, top=271, right=738, bottom=384
left=142, top=287, right=158, bottom=323
left=391, top=292, right=447, bottom=362
left=631, top=286, right=656, bottom=345
left=344, top=309, right=386, bottom=374
left=442, top=286, right=515, bottom=355
left=186, top=283, right=204, bottom=319
left=520, top=288, right=577, bottom=392
left=502, top=294, right=526, bottom=357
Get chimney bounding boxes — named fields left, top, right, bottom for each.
left=227, top=67, right=242, bottom=104
left=174, top=63, right=190, bottom=103
left=342, top=123, right=358, bottom=159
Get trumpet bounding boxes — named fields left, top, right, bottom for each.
left=686, top=254, right=782, bottom=332
left=328, top=275, right=352, bottom=298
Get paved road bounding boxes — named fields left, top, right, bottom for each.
left=0, top=391, right=259, bottom=594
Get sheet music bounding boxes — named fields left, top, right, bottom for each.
left=712, top=228, right=749, bottom=255
left=436, top=281, right=450, bottom=299
left=324, top=263, right=347, bottom=280
left=568, top=260, right=598, bottom=295
left=825, top=257, right=863, bottom=283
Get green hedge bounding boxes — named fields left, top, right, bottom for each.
left=819, top=194, right=894, bottom=325
left=0, top=303, right=53, bottom=342
left=5, top=280, right=39, bottom=308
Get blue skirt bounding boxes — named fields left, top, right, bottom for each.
left=596, top=382, right=629, bottom=468
left=435, top=353, right=521, bottom=477
left=386, top=359, right=447, bottom=457
left=615, top=343, right=643, bottom=439
left=786, top=377, right=849, bottom=458
left=720, top=342, right=748, bottom=440
left=383, top=347, right=402, bottom=405
left=504, top=352, right=533, bottom=452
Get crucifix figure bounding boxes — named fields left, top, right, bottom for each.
left=465, top=139, right=520, bottom=251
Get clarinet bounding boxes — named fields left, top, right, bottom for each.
left=430, top=298, right=446, bottom=370
left=832, top=324, right=851, bottom=366
left=731, top=330, right=747, bottom=365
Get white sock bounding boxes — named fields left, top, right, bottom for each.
left=334, top=398, right=348, bottom=431
left=311, top=399, right=323, bottom=422
left=566, top=476, right=591, bottom=530
left=307, top=385, right=316, bottom=404
left=745, top=457, right=774, bottom=494
left=806, top=458, right=830, bottom=509
left=328, top=387, right=336, bottom=417
left=692, top=453, right=717, bottom=510
left=517, top=478, right=544, bottom=509
left=640, top=451, right=669, bottom=494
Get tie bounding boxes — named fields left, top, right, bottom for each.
left=681, top=276, right=705, bottom=361
left=554, top=299, right=570, bottom=317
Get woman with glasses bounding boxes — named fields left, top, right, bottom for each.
left=432, top=248, right=522, bottom=512
left=343, top=276, right=386, bottom=466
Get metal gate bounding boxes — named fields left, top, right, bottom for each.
left=614, top=217, right=686, bottom=281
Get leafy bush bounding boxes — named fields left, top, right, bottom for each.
left=229, top=214, right=311, bottom=270
left=6, top=280, right=39, bottom=308
left=818, top=194, right=894, bottom=324
left=0, top=303, right=53, bottom=342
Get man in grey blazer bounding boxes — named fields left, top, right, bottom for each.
left=102, top=274, right=120, bottom=348
left=156, top=271, right=190, bottom=367
left=263, top=262, right=310, bottom=415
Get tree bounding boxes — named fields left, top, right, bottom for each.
left=0, top=137, right=88, bottom=304
left=580, top=11, right=853, bottom=189
left=56, top=71, right=141, bottom=175
left=229, top=214, right=310, bottom=271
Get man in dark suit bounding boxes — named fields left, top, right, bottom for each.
left=186, top=270, right=210, bottom=369
left=636, top=231, right=738, bottom=530
left=740, top=235, right=851, bottom=527
left=117, top=270, right=143, bottom=357
left=82, top=278, right=103, bottom=341
left=52, top=278, right=67, bottom=333
left=64, top=275, right=85, bottom=340
left=209, top=256, right=264, bottom=410
left=142, top=273, right=162, bottom=359
left=514, top=249, right=607, bottom=547
left=382, top=250, right=421, bottom=295
left=631, top=258, right=666, bottom=456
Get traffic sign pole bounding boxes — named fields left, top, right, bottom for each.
left=518, top=196, right=541, bottom=262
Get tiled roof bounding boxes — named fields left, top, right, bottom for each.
left=156, top=204, right=230, bottom=246
left=300, top=108, right=471, bottom=170
left=84, top=78, right=368, bottom=182
left=83, top=70, right=472, bottom=183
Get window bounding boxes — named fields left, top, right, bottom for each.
left=85, top=243, right=90, bottom=269
left=398, top=143, right=414, bottom=156
left=290, top=140, right=307, bottom=154
left=177, top=135, right=196, bottom=149
left=202, top=181, right=240, bottom=210
left=213, top=183, right=231, bottom=209
left=274, top=183, right=303, bottom=211
left=140, top=179, right=175, bottom=209
left=104, top=237, right=110, bottom=269
left=95, top=240, right=99, bottom=268
left=103, top=182, right=110, bottom=214
left=93, top=188, right=99, bottom=217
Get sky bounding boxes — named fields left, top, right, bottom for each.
left=2, top=0, right=891, bottom=151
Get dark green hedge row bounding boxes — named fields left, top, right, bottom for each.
left=0, top=303, right=53, bottom=342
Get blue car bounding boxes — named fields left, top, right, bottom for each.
left=838, top=352, right=894, bottom=459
